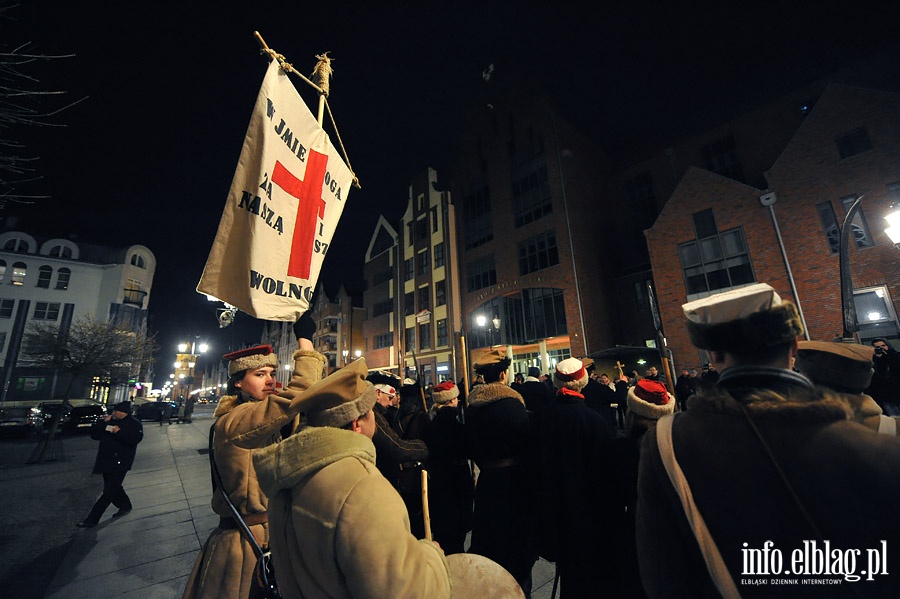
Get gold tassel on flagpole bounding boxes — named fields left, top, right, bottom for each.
left=253, top=31, right=360, bottom=190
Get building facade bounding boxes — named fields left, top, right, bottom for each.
left=397, top=168, right=463, bottom=386
left=307, top=282, right=365, bottom=374
left=361, top=215, right=400, bottom=375
left=646, top=83, right=900, bottom=368
left=452, top=92, right=616, bottom=378
left=0, top=229, right=156, bottom=402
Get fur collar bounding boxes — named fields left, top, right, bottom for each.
left=467, top=382, right=525, bottom=407
left=214, top=393, right=251, bottom=418
left=690, top=385, right=852, bottom=422
left=253, top=426, right=376, bottom=496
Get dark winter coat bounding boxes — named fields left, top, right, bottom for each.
left=425, top=404, right=474, bottom=554
left=519, top=378, right=553, bottom=416
left=584, top=378, right=624, bottom=429
left=536, top=388, right=615, bottom=597
left=90, top=413, right=143, bottom=474
left=465, top=382, right=535, bottom=588
left=637, top=366, right=900, bottom=598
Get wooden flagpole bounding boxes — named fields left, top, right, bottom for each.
left=253, top=31, right=360, bottom=189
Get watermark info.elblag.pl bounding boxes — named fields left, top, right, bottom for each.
left=741, top=540, right=889, bottom=586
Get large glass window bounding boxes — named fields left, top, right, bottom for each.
left=418, top=285, right=430, bottom=311
left=469, top=288, right=567, bottom=348
left=130, top=254, right=146, bottom=268
left=434, top=243, right=445, bottom=268
left=678, top=211, right=755, bottom=297
left=374, top=332, right=393, bottom=349
left=854, top=286, right=900, bottom=342
left=435, top=280, right=446, bottom=307
left=405, top=258, right=414, bottom=281
left=835, top=127, right=872, bottom=159
left=48, top=245, right=73, bottom=258
left=405, top=327, right=416, bottom=352
left=466, top=255, right=497, bottom=292
left=416, top=249, right=430, bottom=275
left=518, top=231, right=559, bottom=275
left=437, top=318, right=448, bottom=347
left=418, top=323, right=431, bottom=349
left=11, top=262, right=26, bottom=286
left=817, top=197, right=875, bottom=253
left=511, top=155, right=552, bottom=228
left=0, top=299, right=13, bottom=318
left=55, top=267, right=71, bottom=290
left=33, top=302, right=60, bottom=321
left=463, top=183, right=493, bottom=249
left=36, top=266, right=52, bottom=288
left=405, top=292, right=415, bottom=316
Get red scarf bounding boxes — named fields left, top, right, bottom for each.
left=557, top=387, right=584, bottom=399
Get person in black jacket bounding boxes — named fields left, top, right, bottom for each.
left=77, top=401, right=144, bottom=527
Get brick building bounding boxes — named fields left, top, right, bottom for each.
left=452, top=91, right=616, bottom=377
left=646, top=83, right=900, bottom=368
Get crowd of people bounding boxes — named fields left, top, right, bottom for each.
left=130, top=281, right=900, bottom=599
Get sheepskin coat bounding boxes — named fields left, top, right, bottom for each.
left=182, top=348, right=326, bottom=599
left=464, top=382, right=536, bottom=589
left=637, top=366, right=900, bottom=598
left=253, top=425, right=452, bottom=599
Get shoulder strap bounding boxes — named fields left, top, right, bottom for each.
left=209, top=423, right=265, bottom=560
left=656, top=414, right=741, bottom=599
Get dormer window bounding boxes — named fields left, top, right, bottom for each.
left=130, top=254, right=146, bottom=268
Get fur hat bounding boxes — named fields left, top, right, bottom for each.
left=224, top=345, right=279, bottom=377
left=112, top=401, right=132, bottom=415
left=555, top=357, right=589, bottom=392
left=432, top=380, right=459, bottom=405
left=627, top=380, right=675, bottom=419
left=794, top=340, right=874, bottom=394
left=474, top=347, right=509, bottom=370
left=682, top=283, right=804, bottom=352
left=301, top=358, right=377, bottom=428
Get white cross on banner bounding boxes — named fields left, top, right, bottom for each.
left=197, top=59, right=353, bottom=320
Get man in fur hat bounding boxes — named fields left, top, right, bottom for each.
left=535, top=357, right=616, bottom=598
left=465, top=347, right=535, bottom=596
left=636, top=283, right=900, bottom=597
left=253, top=358, right=452, bottom=598
left=77, top=401, right=144, bottom=527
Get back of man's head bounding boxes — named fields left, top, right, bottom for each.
left=682, top=283, right=804, bottom=367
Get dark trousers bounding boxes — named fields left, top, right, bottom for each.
left=85, top=471, right=131, bottom=523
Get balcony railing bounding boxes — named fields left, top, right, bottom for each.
left=123, top=288, right=147, bottom=307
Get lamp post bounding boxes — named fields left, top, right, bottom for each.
left=839, top=196, right=864, bottom=339
left=174, top=340, right=208, bottom=401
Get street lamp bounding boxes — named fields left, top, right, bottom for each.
left=354, top=349, right=361, bottom=359
left=884, top=202, right=900, bottom=246
left=342, top=349, right=349, bottom=365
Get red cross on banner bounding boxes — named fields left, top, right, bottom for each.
left=271, top=153, right=328, bottom=279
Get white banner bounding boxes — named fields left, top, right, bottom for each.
left=197, top=59, right=353, bottom=320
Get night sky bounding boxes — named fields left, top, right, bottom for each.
left=6, top=2, right=897, bottom=386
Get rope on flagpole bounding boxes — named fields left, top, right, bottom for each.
left=253, top=31, right=361, bottom=190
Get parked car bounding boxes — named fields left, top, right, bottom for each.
left=0, top=406, right=44, bottom=436
left=39, top=401, right=105, bottom=434
left=136, top=401, right=179, bottom=422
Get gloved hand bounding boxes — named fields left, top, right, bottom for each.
left=293, top=311, right=316, bottom=341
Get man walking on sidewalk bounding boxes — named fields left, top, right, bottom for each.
left=77, top=401, right=144, bottom=528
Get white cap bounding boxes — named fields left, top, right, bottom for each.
left=373, top=384, right=396, bottom=395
